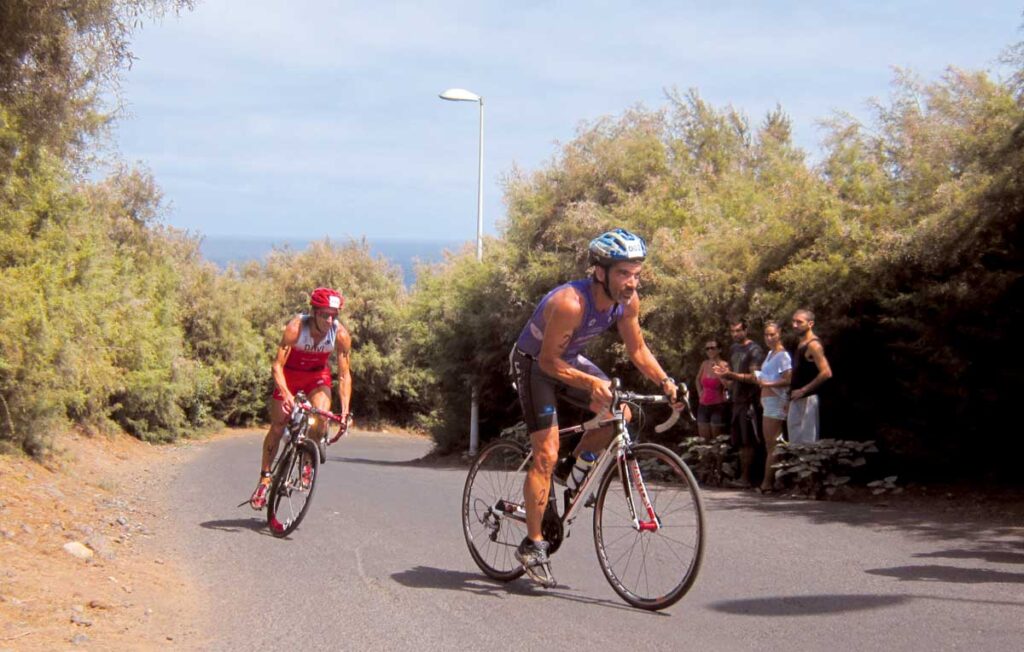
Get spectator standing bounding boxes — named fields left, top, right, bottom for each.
left=714, top=320, right=765, bottom=488
left=788, top=309, right=833, bottom=444
left=695, top=338, right=729, bottom=440
left=756, top=321, right=791, bottom=492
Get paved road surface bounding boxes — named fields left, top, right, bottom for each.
left=168, top=431, right=1023, bottom=650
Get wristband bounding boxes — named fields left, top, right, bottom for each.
left=660, top=377, right=676, bottom=388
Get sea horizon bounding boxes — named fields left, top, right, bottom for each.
left=199, top=235, right=465, bottom=286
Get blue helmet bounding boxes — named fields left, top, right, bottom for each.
left=588, top=228, right=647, bottom=266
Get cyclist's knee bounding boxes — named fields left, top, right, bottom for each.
left=529, top=429, right=559, bottom=474
left=309, top=387, right=331, bottom=408
left=532, top=449, right=558, bottom=475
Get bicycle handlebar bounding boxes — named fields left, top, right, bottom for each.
left=290, top=390, right=350, bottom=442
left=610, top=379, right=695, bottom=433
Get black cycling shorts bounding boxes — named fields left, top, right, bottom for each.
left=512, top=348, right=608, bottom=433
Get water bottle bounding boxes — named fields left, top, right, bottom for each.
left=566, top=451, right=598, bottom=494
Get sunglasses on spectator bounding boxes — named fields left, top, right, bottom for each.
left=705, top=345, right=719, bottom=351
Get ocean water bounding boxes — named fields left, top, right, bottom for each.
left=199, top=236, right=463, bottom=286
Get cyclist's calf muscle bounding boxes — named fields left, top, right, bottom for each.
left=525, top=425, right=559, bottom=540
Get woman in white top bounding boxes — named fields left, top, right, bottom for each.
left=756, top=321, right=791, bottom=493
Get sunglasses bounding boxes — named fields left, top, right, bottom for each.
left=705, top=346, right=719, bottom=351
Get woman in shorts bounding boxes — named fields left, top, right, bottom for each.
left=756, top=321, right=792, bottom=493
left=695, top=338, right=729, bottom=440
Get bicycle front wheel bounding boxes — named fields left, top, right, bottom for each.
left=267, top=440, right=320, bottom=538
left=462, top=439, right=530, bottom=581
left=593, top=443, right=705, bottom=610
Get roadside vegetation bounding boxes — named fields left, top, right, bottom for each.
left=1, top=3, right=1021, bottom=482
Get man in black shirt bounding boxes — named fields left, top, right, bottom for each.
left=788, top=309, right=832, bottom=443
left=714, top=320, right=765, bottom=488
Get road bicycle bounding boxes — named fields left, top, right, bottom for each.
left=461, top=379, right=705, bottom=610
left=265, top=391, right=350, bottom=537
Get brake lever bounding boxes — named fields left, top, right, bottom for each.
left=653, top=383, right=695, bottom=433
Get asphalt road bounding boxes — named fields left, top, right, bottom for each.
left=168, top=431, right=1023, bottom=651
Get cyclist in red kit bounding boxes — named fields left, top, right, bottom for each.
left=250, top=287, right=352, bottom=509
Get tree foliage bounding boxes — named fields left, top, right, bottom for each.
left=0, top=0, right=192, bottom=167
left=2, top=3, right=1021, bottom=485
left=412, top=63, right=1024, bottom=479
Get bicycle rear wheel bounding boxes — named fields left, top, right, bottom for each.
left=593, top=443, right=705, bottom=610
left=462, top=439, right=530, bottom=581
left=267, top=440, right=320, bottom=538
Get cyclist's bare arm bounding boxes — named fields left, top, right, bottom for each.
left=617, top=295, right=678, bottom=402
left=537, top=287, right=610, bottom=405
left=334, top=322, right=353, bottom=417
left=271, top=318, right=303, bottom=414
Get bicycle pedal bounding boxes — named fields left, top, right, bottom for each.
left=537, top=563, right=557, bottom=588
left=584, top=495, right=596, bottom=509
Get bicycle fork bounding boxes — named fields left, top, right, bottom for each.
left=619, top=452, right=662, bottom=533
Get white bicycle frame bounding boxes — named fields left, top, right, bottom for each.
left=494, top=391, right=682, bottom=534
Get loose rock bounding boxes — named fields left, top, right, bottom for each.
left=70, top=613, right=93, bottom=627
left=62, top=541, right=94, bottom=560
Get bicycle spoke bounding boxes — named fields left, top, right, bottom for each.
left=593, top=443, right=705, bottom=610
left=462, top=440, right=529, bottom=581
left=267, top=441, right=319, bottom=538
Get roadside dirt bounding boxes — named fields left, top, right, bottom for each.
left=0, top=425, right=431, bottom=650
left=0, top=430, right=224, bottom=651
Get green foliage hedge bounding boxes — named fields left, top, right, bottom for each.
left=2, top=6, right=1021, bottom=484
left=409, top=68, right=1024, bottom=479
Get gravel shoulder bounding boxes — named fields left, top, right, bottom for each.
left=0, top=430, right=226, bottom=650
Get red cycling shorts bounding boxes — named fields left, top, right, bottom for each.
left=272, top=367, right=332, bottom=401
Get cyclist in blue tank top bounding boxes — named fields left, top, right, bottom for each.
left=510, top=228, right=680, bottom=586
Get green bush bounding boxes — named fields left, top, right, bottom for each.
left=238, top=238, right=423, bottom=426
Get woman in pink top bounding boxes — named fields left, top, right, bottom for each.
left=695, top=338, right=730, bottom=440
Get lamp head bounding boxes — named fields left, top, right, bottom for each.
left=439, top=88, right=481, bottom=102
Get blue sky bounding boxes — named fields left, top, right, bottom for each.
left=114, top=1, right=1023, bottom=243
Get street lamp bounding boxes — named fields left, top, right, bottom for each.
left=439, top=87, right=484, bottom=456
left=438, top=88, right=484, bottom=263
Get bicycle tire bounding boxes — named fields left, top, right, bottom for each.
left=462, top=439, right=530, bottom=581
left=267, top=440, right=320, bottom=538
left=593, top=442, right=705, bottom=610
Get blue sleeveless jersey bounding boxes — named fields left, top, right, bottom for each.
left=515, top=279, right=623, bottom=359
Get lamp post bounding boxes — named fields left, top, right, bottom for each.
left=439, top=87, right=484, bottom=456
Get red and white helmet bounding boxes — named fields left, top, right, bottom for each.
left=310, top=287, right=344, bottom=310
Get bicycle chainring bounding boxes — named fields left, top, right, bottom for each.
left=541, top=500, right=564, bottom=555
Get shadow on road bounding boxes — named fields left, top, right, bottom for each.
left=709, top=593, right=911, bottom=616
left=389, top=565, right=666, bottom=615
left=913, top=547, right=1024, bottom=565
left=710, top=591, right=1024, bottom=616
left=336, top=455, right=466, bottom=470
left=864, top=564, right=1024, bottom=584
left=703, top=490, right=1022, bottom=544
left=199, top=517, right=274, bottom=537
